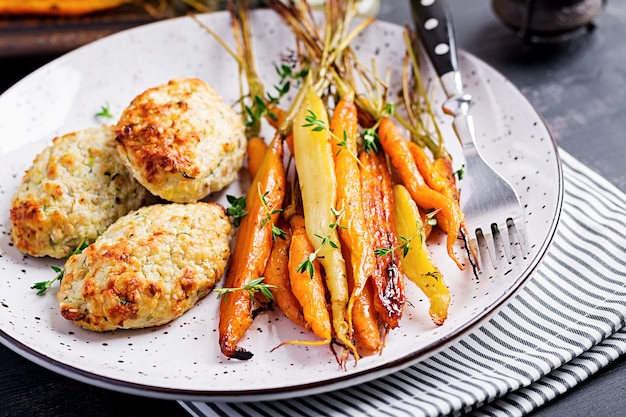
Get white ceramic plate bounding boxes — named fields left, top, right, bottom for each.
left=0, top=10, right=562, bottom=402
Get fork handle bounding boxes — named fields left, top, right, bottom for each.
left=410, top=0, right=463, bottom=98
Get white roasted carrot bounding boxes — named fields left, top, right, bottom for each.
left=292, top=86, right=356, bottom=361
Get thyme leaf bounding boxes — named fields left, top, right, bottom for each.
left=454, top=164, right=465, bottom=181
left=226, top=194, right=248, bottom=227
left=95, top=102, right=114, bottom=119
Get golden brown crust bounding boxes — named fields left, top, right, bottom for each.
left=115, top=78, right=246, bottom=203
left=10, top=126, right=152, bottom=258
left=57, top=202, right=233, bottom=332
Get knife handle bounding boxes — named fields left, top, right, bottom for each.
left=411, top=0, right=458, bottom=78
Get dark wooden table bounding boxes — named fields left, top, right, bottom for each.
left=2, top=1, right=625, bottom=416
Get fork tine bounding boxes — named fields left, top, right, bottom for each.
left=474, top=228, right=494, bottom=274
left=470, top=217, right=527, bottom=272
left=493, top=221, right=512, bottom=264
left=508, top=216, right=529, bottom=260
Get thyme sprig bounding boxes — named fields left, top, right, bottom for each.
left=32, top=240, right=89, bottom=295
left=360, top=102, right=395, bottom=154
left=266, top=64, right=309, bottom=106
left=215, top=277, right=277, bottom=302
left=258, top=183, right=287, bottom=242
left=302, top=110, right=362, bottom=166
left=244, top=63, right=309, bottom=129
left=374, top=209, right=438, bottom=260
left=296, top=207, right=346, bottom=278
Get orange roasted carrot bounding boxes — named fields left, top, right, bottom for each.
left=218, top=133, right=286, bottom=360
left=353, top=279, right=381, bottom=356
left=285, top=215, right=331, bottom=344
left=407, top=141, right=459, bottom=203
left=266, top=105, right=285, bottom=130
left=265, top=105, right=294, bottom=155
left=247, top=136, right=268, bottom=179
left=407, top=141, right=446, bottom=195
left=329, top=96, right=375, bottom=333
left=434, top=153, right=460, bottom=202
left=378, top=117, right=465, bottom=270
left=359, top=150, right=405, bottom=329
left=262, top=217, right=307, bottom=328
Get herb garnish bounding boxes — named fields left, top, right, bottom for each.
left=258, top=183, right=286, bottom=241
left=32, top=240, right=89, bottom=295
left=302, top=110, right=362, bottom=165
left=243, top=64, right=308, bottom=128
left=225, top=194, right=248, bottom=227
left=215, top=277, right=277, bottom=302
left=359, top=102, right=395, bottom=154
left=95, top=102, right=114, bottom=119
left=454, top=164, right=465, bottom=181
left=374, top=210, right=438, bottom=260
left=296, top=207, right=346, bottom=278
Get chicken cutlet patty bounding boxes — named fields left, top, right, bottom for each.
left=115, top=78, right=246, bottom=203
left=57, top=202, right=232, bottom=332
left=10, top=126, right=152, bottom=259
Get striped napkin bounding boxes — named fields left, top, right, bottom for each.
left=180, top=149, right=626, bottom=417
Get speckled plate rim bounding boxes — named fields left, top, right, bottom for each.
left=0, top=10, right=563, bottom=403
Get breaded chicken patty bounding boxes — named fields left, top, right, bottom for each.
left=57, top=202, right=232, bottom=332
left=115, top=78, right=246, bottom=203
left=10, top=126, right=152, bottom=258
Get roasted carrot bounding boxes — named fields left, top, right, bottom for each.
left=407, top=142, right=446, bottom=195
left=218, top=133, right=286, bottom=360
left=262, top=217, right=307, bottom=328
left=407, top=141, right=461, bottom=205
left=359, top=150, right=405, bottom=329
left=352, top=279, right=381, bottom=356
left=286, top=215, right=332, bottom=343
left=329, top=96, right=375, bottom=335
left=292, top=87, right=356, bottom=359
left=378, top=117, right=465, bottom=270
left=266, top=105, right=285, bottom=130
left=246, top=136, right=268, bottom=179
left=265, top=105, right=294, bottom=155
left=393, top=184, right=450, bottom=325
left=433, top=153, right=460, bottom=202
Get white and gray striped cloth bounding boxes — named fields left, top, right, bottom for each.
left=181, top=150, right=626, bottom=417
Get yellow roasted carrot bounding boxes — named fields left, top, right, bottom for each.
left=393, top=183, right=450, bottom=325
left=292, top=87, right=356, bottom=360
left=218, top=133, right=286, bottom=360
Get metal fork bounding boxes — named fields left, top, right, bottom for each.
left=410, top=0, right=527, bottom=271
